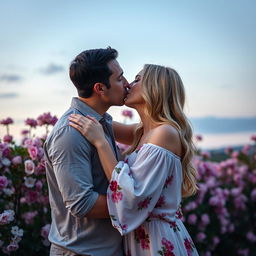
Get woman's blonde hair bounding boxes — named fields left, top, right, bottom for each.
left=128, top=64, right=198, bottom=198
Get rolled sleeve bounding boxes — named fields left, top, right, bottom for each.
left=49, top=125, right=98, bottom=218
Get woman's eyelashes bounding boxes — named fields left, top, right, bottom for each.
left=133, top=78, right=140, bottom=84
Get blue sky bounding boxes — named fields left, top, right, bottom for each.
left=0, top=0, right=256, bottom=125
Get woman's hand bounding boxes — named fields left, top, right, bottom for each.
left=69, top=114, right=106, bottom=148
left=69, top=113, right=117, bottom=180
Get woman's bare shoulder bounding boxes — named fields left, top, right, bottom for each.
left=147, top=124, right=182, bottom=156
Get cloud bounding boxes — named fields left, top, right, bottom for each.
left=40, top=63, right=65, bottom=75
left=0, top=93, right=19, bottom=99
left=0, top=74, right=23, bottom=83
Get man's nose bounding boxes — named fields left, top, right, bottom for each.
left=123, top=78, right=131, bottom=89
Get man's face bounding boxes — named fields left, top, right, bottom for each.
left=104, top=59, right=128, bottom=106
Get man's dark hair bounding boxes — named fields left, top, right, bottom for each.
left=69, top=47, right=118, bottom=98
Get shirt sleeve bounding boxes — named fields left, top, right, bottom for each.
left=46, top=125, right=98, bottom=218
left=107, top=144, right=176, bottom=235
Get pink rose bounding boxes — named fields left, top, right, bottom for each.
left=6, top=242, right=19, bottom=252
left=24, top=160, right=35, bottom=175
left=196, top=232, right=206, bottom=242
left=21, top=129, right=30, bottom=135
left=25, top=118, right=37, bottom=128
left=0, top=117, right=13, bottom=125
left=37, top=112, right=58, bottom=126
left=12, top=156, right=22, bottom=165
left=25, top=190, right=38, bottom=204
left=28, top=146, right=38, bottom=160
left=121, top=109, right=133, bottom=119
left=251, top=188, right=256, bottom=201
left=201, top=151, right=210, bottom=159
left=41, top=224, right=51, bottom=239
left=0, top=176, right=8, bottom=190
left=0, top=210, right=15, bottom=225
left=35, top=180, right=43, bottom=191
left=22, top=211, right=38, bottom=225
left=3, top=135, right=13, bottom=143
left=232, top=151, right=239, bottom=158
left=212, top=236, right=220, bottom=246
left=251, top=135, right=256, bottom=142
left=195, top=135, right=203, bottom=141
left=201, top=214, right=210, bottom=226
left=188, top=214, right=197, bottom=225
left=246, top=231, right=256, bottom=242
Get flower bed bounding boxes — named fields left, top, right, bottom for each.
left=0, top=113, right=255, bottom=255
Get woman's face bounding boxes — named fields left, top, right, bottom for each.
left=124, top=70, right=144, bottom=108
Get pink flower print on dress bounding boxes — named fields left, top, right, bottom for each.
left=184, top=238, right=195, bottom=256
left=169, top=221, right=180, bottom=232
left=120, top=224, right=128, bottom=232
left=175, top=205, right=183, bottom=219
left=164, top=175, right=173, bottom=188
left=137, top=197, right=152, bottom=210
left=158, top=238, right=175, bottom=256
left=110, top=180, right=118, bottom=192
left=155, top=195, right=166, bottom=208
left=109, top=180, right=123, bottom=203
left=134, top=225, right=150, bottom=250
left=111, top=191, right=123, bottom=203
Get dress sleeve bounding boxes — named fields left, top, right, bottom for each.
left=107, top=143, right=177, bottom=235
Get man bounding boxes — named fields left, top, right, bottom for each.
left=44, top=47, right=129, bottom=256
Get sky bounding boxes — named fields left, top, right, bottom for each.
left=0, top=0, right=256, bottom=142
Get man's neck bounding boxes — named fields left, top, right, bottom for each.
left=78, top=97, right=108, bottom=116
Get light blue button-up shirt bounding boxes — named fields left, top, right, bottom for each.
left=44, top=97, right=123, bottom=256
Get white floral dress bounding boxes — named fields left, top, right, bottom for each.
left=107, top=143, right=199, bottom=256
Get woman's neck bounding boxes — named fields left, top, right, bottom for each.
left=136, top=109, right=157, bottom=133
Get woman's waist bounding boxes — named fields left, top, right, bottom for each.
left=147, top=207, right=183, bottom=224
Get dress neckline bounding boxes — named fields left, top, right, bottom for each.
left=135, top=143, right=181, bottom=160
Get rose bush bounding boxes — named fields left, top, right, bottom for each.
left=182, top=136, right=256, bottom=256
left=0, top=113, right=57, bottom=255
left=0, top=110, right=255, bottom=255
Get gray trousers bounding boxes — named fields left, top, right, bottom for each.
left=50, top=243, right=90, bottom=256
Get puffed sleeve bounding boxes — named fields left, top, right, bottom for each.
left=107, top=143, right=178, bottom=235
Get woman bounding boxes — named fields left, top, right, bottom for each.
left=69, top=64, right=199, bottom=256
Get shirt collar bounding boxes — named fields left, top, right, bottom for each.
left=70, top=97, right=112, bottom=122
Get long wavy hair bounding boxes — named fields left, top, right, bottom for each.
left=127, top=64, right=198, bottom=198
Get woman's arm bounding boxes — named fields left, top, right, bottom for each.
left=94, top=139, right=118, bottom=180
left=69, top=114, right=117, bottom=180
left=113, top=121, right=138, bottom=145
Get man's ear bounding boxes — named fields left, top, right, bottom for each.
left=93, top=83, right=106, bottom=96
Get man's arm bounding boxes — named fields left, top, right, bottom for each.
left=112, top=121, right=138, bottom=145
left=48, top=125, right=110, bottom=219
left=85, top=194, right=109, bottom=218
